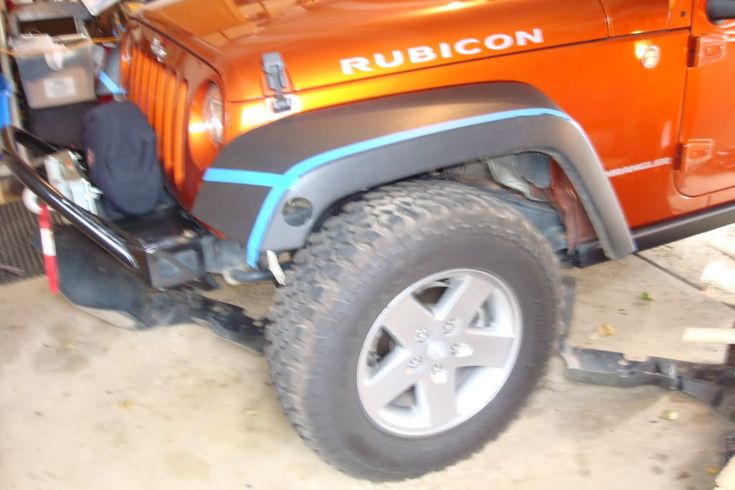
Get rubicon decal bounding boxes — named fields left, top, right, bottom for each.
left=340, top=28, right=545, bottom=75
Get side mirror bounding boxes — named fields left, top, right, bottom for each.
left=708, top=0, right=735, bottom=21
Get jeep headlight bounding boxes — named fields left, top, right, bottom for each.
left=202, top=83, right=224, bottom=145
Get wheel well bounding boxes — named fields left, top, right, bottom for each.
left=309, top=152, right=596, bottom=264
left=439, top=153, right=597, bottom=260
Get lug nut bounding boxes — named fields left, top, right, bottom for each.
left=407, top=357, right=423, bottom=369
left=451, top=343, right=473, bottom=358
left=414, top=328, right=430, bottom=342
left=431, top=363, right=448, bottom=384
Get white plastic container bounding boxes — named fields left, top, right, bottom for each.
left=23, top=150, right=101, bottom=216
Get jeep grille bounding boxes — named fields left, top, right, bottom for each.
left=128, top=46, right=188, bottom=187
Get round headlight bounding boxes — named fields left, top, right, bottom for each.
left=202, top=83, right=224, bottom=145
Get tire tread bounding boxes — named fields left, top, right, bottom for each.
left=265, top=179, right=561, bottom=480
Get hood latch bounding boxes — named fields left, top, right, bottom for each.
left=262, top=52, right=293, bottom=113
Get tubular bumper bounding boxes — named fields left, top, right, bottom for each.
left=3, top=126, right=214, bottom=288
left=2, top=126, right=141, bottom=270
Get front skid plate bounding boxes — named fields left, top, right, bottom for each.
left=55, top=226, right=265, bottom=353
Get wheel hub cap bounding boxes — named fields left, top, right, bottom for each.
left=426, top=341, right=450, bottom=361
left=356, top=268, right=523, bottom=437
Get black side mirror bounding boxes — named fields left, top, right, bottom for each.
left=708, top=0, right=735, bottom=21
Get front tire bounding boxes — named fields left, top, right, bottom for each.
left=266, top=180, right=561, bottom=481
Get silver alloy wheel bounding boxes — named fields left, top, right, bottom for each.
left=356, top=269, right=523, bottom=437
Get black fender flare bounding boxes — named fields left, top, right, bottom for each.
left=193, top=82, right=635, bottom=267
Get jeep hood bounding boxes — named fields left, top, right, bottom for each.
left=138, top=0, right=612, bottom=101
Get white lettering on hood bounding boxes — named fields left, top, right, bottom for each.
left=340, top=28, right=545, bottom=75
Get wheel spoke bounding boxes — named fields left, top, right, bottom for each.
left=416, top=370, right=458, bottom=427
left=455, top=330, right=515, bottom=368
left=434, top=274, right=495, bottom=326
left=382, top=294, right=437, bottom=348
left=360, top=348, right=416, bottom=414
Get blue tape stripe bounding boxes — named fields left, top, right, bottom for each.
left=0, top=91, right=10, bottom=130
left=98, top=71, right=126, bottom=96
left=204, top=168, right=288, bottom=187
left=202, top=108, right=571, bottom=266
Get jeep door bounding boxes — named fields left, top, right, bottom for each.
left=676, top=0, right=735, bottom=196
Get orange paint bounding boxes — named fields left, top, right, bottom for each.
left=124, top=0, right=734, bottom=228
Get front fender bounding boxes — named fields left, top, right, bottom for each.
left=193, top=83, right=634, bottom=267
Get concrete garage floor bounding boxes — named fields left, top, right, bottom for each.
left=1, top=227, right=734, bottom=490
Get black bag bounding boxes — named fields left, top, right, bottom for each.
left=83, top=101, right=164, bottom=217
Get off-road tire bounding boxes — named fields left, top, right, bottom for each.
left=265, top=179, right=561, bottom=481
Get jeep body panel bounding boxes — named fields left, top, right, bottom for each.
left=136, top=0, right=609, bottom=99
left=598, top=0, right=693, bottom=35
left=123, top=0, right=735, bottom=268
left=674, top=5, right=735, bottom=197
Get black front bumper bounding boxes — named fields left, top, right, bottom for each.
left=2, top=126, right=210, bottom=288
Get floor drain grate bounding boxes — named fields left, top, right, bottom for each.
left=0, top=200, right=61, bottom=286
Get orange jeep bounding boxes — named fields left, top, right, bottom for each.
left=4, top=0, right=735, bottom=481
